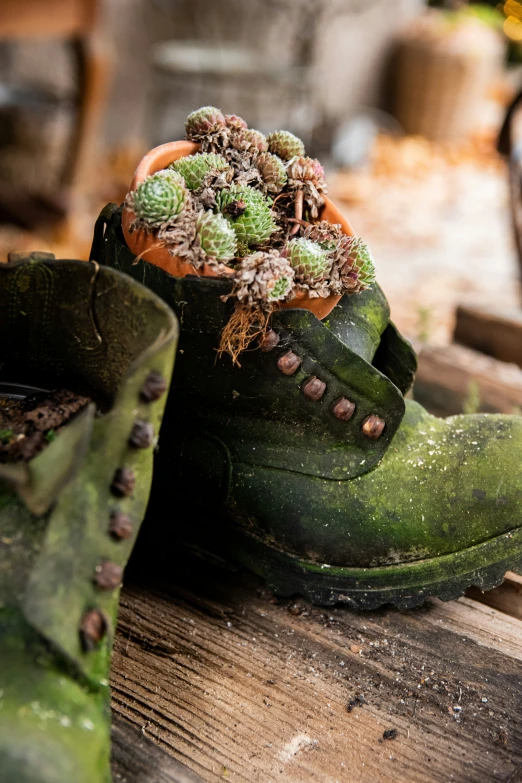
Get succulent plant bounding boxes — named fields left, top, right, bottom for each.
left=267, top=130, right=305, bottom=161
left=185, top=105, right=230, bottom=151
left=131, top=170, right=186, bottom=227
left=216, top=185, right=277, bottom=252
left=256, top=152, right=287, bottom=194
left=170, top=152, right=229, bottom=190
left=232, top=128, right=269, bottom=154
left=269, top=274, right=294, bottom=302
left=286, top=156, right=327, bottom=221
left=301, top=220, right=343, bottom=250
left=185, top=106, right=226, bottom=138
left=195, top=210, right=237, bottom=263
left=286, top=156, right=325, bottom=186
left=283, top=238, right=331, bottom=287
left=345, top=238, right=376, bottom=291
left=316, top=232, right=376, bottom=296
left=225, top=114, right=248, bottom=131
left=232, top=251, right=294, bottom=306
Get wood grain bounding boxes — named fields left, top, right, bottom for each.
left=466, top=572, right=522, bottom=622
left=454, top=305, right=522, bottom=369
left=414, top=343, right=522, bottom=416
left=111, top=553, right=522, bottom=783
left=112, top=715, right=204, bottom=783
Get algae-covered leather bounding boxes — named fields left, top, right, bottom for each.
left=93, top=204, right=522, bottom=609
left=0, top=254, right=177, bottom=782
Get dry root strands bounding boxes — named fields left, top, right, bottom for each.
left=218, top=251, right=294, bottom=364
left=218, top=304, right=273, bottom=366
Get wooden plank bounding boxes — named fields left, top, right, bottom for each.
left=414, top=342, right=522, bottom=416
left=112, top=715, right=204, bottom=783
left=454, top=304, right=522, bottom=369
left=111, top=552, right=522, bottom=783
left=466, top=572, right=522, bottom=621
left=417, top=596, right=522, bottom=662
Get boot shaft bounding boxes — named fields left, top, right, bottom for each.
left=93, top=205, right=417, bottom=483
left=0, top=253, right=177, bottom=685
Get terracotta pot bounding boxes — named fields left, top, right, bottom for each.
left=122, top=141, right=355, bottom=320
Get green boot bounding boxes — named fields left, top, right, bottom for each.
left=94, top=204, right=522, bottom=610
left=0, top=252, right=177, bottom=781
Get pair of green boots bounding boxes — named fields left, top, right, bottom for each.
left=2, top=203, right=522, bottom=781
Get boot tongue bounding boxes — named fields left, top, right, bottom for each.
left=326, top=283, right=390, bottom=363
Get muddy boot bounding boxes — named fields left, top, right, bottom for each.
left=94, top=205, right=522, bottom=610
left=0, top=252, right=177, bottom=781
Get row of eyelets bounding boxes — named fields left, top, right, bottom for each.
left=259, top=329, right=280, bottom=352
left=266, top=328, right=386, bottom=439
left=110, top=467, right=136, bottom=497
left=79, top=608, right=108, bottom=652
left=80, top=370, right=167, bottom=650
left=93, top=561, right=123, bottom=590
left=361, top=414, right=386, bottom=439
left=277, top=350, right=302, bottom=375
left=302, top=376, right=326, bottom=401
left=139, top=370, right=167, bottom=402
left=129, top=420, right=154, bottom=449
left=332, top=397, right=355, bottom=421
left=108, top=510, right=133, bottom=540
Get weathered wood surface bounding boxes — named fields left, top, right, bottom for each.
left=111, top=552, right=522, bottom=783
left=112, top=716, right=204, bottom=783
left=414, top=342, right=522, bottom=416
left=467, top=572, right=522, bottom=622
left=454, top=305, right=522, bottom=369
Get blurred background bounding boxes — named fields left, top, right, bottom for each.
left=2, top=0, right=522, bottom=356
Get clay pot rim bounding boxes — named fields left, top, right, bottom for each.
left=126, top=139, right=355, bottom=235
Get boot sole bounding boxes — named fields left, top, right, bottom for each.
left=188, top=520, right=522, bottom=610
